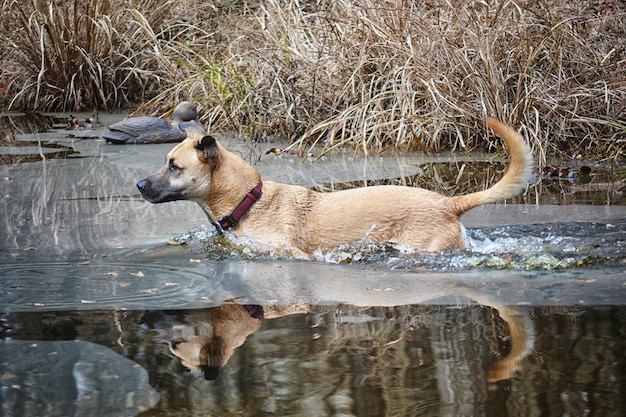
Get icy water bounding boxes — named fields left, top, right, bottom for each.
left=0, top=112, right=625, bottom=416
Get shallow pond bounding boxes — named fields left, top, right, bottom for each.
left=0, top=113, right=625, bottom=416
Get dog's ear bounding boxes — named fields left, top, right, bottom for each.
left=195, top=135, right=219, bottom=164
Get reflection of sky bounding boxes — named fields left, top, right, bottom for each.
left=1, top=339, right=159, bottom=416
left=2, top=255, right=626, bottom=312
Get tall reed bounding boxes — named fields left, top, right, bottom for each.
left=2, top=0, right=177, bottom=111
left=1, top=0, right=623, bottom=160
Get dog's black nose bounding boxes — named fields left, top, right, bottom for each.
left=137, top=179, right=147, bottom=192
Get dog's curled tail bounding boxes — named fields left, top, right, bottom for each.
left=451, top=117, right=533, bottom=214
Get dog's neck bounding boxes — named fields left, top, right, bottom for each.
left=198, top=144, right=263, bottom=234
left=207, top=181, right=263, bottom=234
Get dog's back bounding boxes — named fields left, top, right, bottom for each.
left=290, top=118, right=533, bottom=253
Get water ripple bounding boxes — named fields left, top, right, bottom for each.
left=0, top=261, right=218, bottom=312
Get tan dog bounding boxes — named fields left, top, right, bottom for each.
left=137, top=118, right=532, bottom=258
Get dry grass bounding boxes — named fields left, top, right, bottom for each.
left=1, top=0, right=624, bottom=160
left=1, top=0, right=179, bottom=111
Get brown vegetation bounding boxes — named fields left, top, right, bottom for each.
left=1, top=0, right=624, bottom=160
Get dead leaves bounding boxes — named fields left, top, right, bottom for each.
left=106, top=270, right=144, bottom=278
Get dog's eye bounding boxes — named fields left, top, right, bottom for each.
left=169, top=159, right=182, bottom=172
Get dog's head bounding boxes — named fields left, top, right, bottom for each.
left=137, top=135, right=219, bottom=204
left=143, top=305, right=264, bottom=380
left=168, top=336, right=225, bottom=380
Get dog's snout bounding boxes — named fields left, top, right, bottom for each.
left=137, top=179, right=148, bottom=192
left=136, top=177, right=180, bottom=203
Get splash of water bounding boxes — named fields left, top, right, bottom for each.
left=171, top=220, right=624, bottom=271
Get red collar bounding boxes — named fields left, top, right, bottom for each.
left=214, top=181, right=263, bottom=233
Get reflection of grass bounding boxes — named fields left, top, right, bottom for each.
left=312, top=161, right=508, bottom=196
left=320, top=304, right=511, bottom=395
left=312, top=160, right=625, bottom=205
left=1, top=1, right=624, bottom=159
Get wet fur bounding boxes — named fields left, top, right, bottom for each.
left=137, top=118, right=533, bottom=258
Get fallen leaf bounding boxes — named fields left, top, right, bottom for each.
left=130, top=271, right=144, bottom=277
left=107, top=272, right=120, bottom=277
left=189, top=258, right=202, bottom=263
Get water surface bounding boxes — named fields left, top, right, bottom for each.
left=0, top=112, right=624, bottom=416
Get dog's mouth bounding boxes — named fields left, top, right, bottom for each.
left=136, top=178, right=185, bottom=203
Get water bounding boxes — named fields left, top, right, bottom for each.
left=3, top=304, right=625, bottom=416
left=1, top=112, right=625, bottom=416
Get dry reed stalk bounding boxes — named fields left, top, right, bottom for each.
left=1, top=0, right=623, bottom=160
left=1, top=0, right=180, bottom=111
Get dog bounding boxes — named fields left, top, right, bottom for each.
left=137, top=118, right=532, bottom=258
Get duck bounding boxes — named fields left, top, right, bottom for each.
left=103, top=101, right=205, bottom=144
left=68, top=115, right=94, bottom=130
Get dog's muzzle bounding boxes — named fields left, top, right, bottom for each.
left=137, top=177, right=183, bottom=203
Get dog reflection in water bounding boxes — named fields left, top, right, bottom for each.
left=487, top=305, right=535, bottom=385
left=142, top=302, right=533, bottom=383
left=142, top=303, right=309, bottom=380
